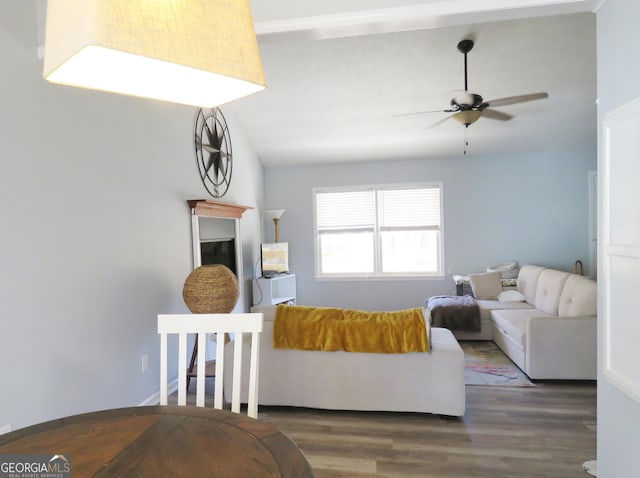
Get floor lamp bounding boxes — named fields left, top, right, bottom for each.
left=265, top=209, right=286, bottom=242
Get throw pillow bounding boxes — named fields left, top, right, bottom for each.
left=468, top=271, right=502, bottom=299
left=498, top=290, right=526, bottom=302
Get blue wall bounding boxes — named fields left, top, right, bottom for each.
left=264, top=148, right=595, bottom=310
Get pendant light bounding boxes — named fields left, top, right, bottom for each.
left=43, top=0, right=266, bottom=107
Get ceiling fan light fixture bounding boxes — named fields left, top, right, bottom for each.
left=43, top=0, right=266, bottom=107
left=453, top=90, right=475, bottom=107
left=453, top=110, right=482, bottom=126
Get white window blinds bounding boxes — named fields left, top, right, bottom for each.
left=378, top=187, right=441, bottom=229
left=316, top=190, right=375, bottom=230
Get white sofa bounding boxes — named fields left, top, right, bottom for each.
left=450, top=274, right=518, bottom=341
left=476, top=265, right=597, bottom=380
left=224, top=305, right=466, bottom=416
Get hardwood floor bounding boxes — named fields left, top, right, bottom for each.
left=258, top=383, right=596, bottom=478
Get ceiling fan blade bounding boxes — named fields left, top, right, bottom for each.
left=427, top=115, right=454, bottom=129
left=481, top=109, right=513, bottom=121
left=393, top=109, right=455, bottom=118
left=485, top=92, right=549, bottom=108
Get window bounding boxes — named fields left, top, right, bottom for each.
left=314, top=183, right=443, bottom=278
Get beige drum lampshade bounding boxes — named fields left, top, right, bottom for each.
left=182, top=265, right=239, bottom=314
left=43, top=0, right=266, bottom=107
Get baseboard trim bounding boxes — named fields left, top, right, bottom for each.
left=138, top=378, right=179, bottom=406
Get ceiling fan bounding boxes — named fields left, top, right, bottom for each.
left=398, top=39, right=549, bottom=129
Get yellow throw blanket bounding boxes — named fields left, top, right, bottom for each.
left=273, top=305, right=429, bottom=353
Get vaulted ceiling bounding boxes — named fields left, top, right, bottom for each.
left=226, top=0, right=598, bottom=166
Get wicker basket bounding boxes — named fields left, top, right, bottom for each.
left=182, top=265, right=239, bottom=314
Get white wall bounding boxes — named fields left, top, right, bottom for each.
left=265, top=149, right=595, bottom=310
left=0, top=1, right=264, bottom=431
left=596, top=0, right=640, bottom=475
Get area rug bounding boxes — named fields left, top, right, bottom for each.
left=461, top=341, right=534, bottom=387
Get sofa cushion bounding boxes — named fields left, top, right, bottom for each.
left=468, top=271, right=502, bottom=299
left=534, top=269, right=571, bottom=315
left=558, top=275, right=597, bottom=316
left=498, top=290, right=526, bottom=302
left=492, top=308, right=555, bottom=348
left=476, top=299, right=534, bottom=321
left=517, top=265, right=545, bottom=304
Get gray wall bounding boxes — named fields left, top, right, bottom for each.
left=0, top=1, right=264, bottom=431
left=596, top=0, right=640, bottom=475
left=265, top=149, right=595, bottom=310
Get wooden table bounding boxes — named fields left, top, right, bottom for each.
left=0, top=406, right=313, bottom=477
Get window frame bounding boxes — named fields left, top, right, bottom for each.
left=313, top=182, right=445, bottom=280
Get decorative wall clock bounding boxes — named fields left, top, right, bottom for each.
left=194, top=108, right=233, bottom=198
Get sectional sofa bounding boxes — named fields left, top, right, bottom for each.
left=473, top=265, right=597, bottom=380
left=224, top=305, right=466, bottom=416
